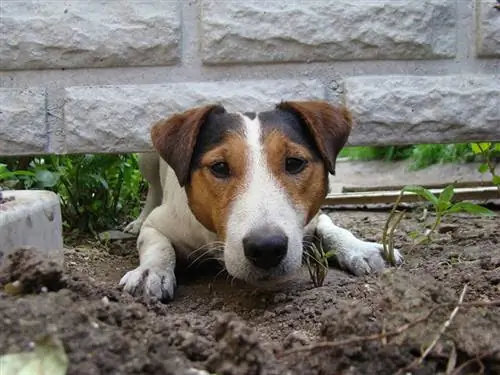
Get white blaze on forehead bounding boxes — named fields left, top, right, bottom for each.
left=238, top=113, right=283, bottom=222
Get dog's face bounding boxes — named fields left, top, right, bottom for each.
left=151, top=101, right=352, bottom=284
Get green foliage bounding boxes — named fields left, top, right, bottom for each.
left=407, top=143, right=474, bottom=170
left=339, top=145, right=413, bottom=162
left=1, top=154, right=145, bottom=234
left=470, top=142, right=500, bottom=191
left=340, top=143, right=475, bottom=170
left=383, top=184, right=496, bottom=262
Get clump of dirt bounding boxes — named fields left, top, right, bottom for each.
left=0, top=247, right=66, bottom=293
left=0, top=211, right=499, bottom=375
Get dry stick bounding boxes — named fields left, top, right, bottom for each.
left=450, top=350, right=499, bottom=375
left=279, top=299, right=500, bottom=358
left=395, top=285, right=468, bottom=375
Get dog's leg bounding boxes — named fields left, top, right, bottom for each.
left=120, top=208, right=177, bottom=302
left=315, top=213, right=403, bottom=275
left=124, top=152, right=163, bottom=234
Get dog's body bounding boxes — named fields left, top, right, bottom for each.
left=120, top=101, right=402, bottom=301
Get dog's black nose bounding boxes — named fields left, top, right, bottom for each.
left=242, top=228, right=288, bottom=270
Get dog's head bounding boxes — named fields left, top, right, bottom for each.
left=151, top=101, right=352, bottom=283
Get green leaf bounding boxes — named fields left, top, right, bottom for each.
left=492, top=175, right=500, bottom=186
left=439, top=185, right=455, bottom=204
left=0, top=335, right=68, bottom=375
left=478, top=163, right=489, bottom=173
left=493, top=143, right=500, bottom=152
left=401, top=185, right=439, bottom=206
left=471, top=142, right=491, bottom=154
left=438, top=200, right=452, bottom=213
left=447, top=202, right=496, bottom=217
left=35, top=170, right=60, bottom=188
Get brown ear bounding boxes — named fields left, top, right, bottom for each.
left=150, top=104, right=225, bottom=186
left=276, top=100, right=352, bottom=175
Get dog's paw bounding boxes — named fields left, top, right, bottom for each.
left=123, top=219, right=143, bottom=235
left=119, top=266, right=176, bottom=302
left=337, top=240, right=403, bottom=276
left=316, top=213, right=403, bottom=276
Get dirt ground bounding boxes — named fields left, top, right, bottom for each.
left=1, top=207, right=499, bottom=375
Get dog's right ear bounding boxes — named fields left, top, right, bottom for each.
left=151, top=105, right=226, bottom=187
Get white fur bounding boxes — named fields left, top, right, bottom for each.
left=120, top=114, right=403, bottom=301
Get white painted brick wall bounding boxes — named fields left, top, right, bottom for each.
left=0, top=0, right=499, bottom=156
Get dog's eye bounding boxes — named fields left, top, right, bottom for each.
left=210, top=161, right=231, bottom=178
left=285, top=157, right=308, bottom=174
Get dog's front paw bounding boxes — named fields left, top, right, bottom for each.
left=119, top=266, right=176, bottom=302
left=337, top=240, right=403, bottom=276
left=123, top=219, right=143, bottom=235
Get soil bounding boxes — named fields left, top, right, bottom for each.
left=1, top=209, right=499, bottom=375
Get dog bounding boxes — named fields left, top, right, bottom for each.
left=119, top=100, right=403, bottom=302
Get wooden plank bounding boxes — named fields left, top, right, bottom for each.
left=341, top=180, right=495, bottom=193
left=324, top=187, right=499, bottom=206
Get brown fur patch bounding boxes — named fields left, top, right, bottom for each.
left=150, top=105, right=224, bottom=187
left=186, top=132, right=248, bottom=238
left=264, top=130, right=328, bottom=224
left=276, top=101, right=352, bottom=175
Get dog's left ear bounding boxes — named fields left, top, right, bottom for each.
left=150, top=104, right=226, bottom=186
left=276, top=100, right=352, bottom=175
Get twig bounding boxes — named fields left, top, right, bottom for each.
left=450, top=350, right=498, bottom=375
left=396, top=285, right=468, bottom=374
left=279, top=298, right=500, bottom=358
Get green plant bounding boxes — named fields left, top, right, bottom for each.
left=0, top=158, right=60, bottom=190
left=383, top=184, right=496, bottom=263
left=304, top=241, right=336, bottom=287
left=471, top=142, right=500, bottom=192
left=1, top=154, right=146, bottom=234
left=407, top=143, right=474, bottom=171
left=339, top=144, right=476, bottom=171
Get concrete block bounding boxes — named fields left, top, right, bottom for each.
left=0, top=0, right=180, bottom=70
left=201, top=0, right=457, bottom=64
left=0, top=190, right=63, bottom=261
left=63, top=79, right=325, bottom=153
left=0, top=88, right=48, bottom=155
left=345, top=75, right=500, bottom=146
left=476, top=0, right=500, bottom=57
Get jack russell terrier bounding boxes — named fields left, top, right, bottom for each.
left=120, top=100, right=403, bottom=302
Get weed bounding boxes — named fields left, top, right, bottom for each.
left=304, top=241, right=336, bottom=287
left=383, top=185, right=496, bottom=262
left=471, top=142, right=500, bottom=193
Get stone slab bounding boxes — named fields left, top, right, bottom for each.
left=476, top=0, right=500, bottom=57
left=201, top=0, right=457, bottom=64
left=63, top=80, right=325, bottom=153
left=0, top=0, right=180, bottom=70
left=0, top=88, right=47, bottom=155
left=344, top=75, right=500, bottom=145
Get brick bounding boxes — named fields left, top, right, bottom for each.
left=0, top=1, right=180, bottom=70
left=476, top=0, right=500, bottom=57
left=201, top=0, right=456, bottom=64
left=0, top=88, right=47, bottom=155
left=64, top=80, right=325, bottom=153
left=344, top=75, right=500, bottom=146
